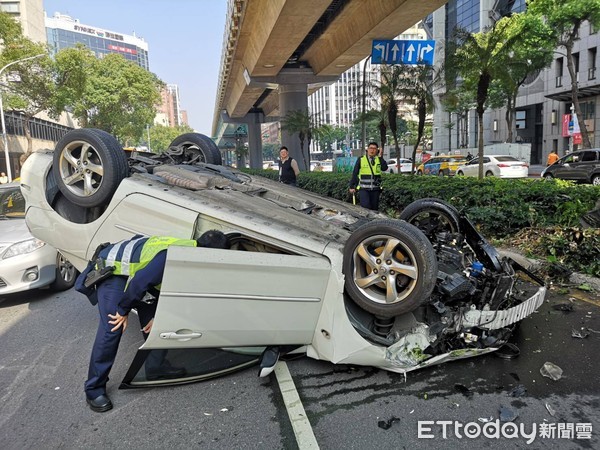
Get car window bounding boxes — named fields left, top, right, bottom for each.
left=495, top=156, right=519, bottom=162
left=581, top=151, right=598, bottom=162
left=468, top=158, right=479, bottom=165
left=562, top=154, right=576, bottom=164
left=448, top=157, right=466, bottom=163
left=483, top=157, right=491, bottom=163
left=0, top=186, right=25, bottom=218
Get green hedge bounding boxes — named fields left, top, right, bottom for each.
left=244, top=169, right=600, bottom=276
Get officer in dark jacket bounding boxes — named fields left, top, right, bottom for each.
left=278, top=146, right=300, bottom=186
left=349, top=142, right=388, bottom=210
left=82, top=230, right=228, bottom=412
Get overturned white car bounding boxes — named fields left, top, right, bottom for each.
left=20, top=129, right=546, bottom=387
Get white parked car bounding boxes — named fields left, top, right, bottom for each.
left=456, top=155, right=529, bottom=178
left=385, top=158, right=413, bottom=174
left=20, top=129, right=545, bottom=386
left=0, top=183, right=76, bottom=294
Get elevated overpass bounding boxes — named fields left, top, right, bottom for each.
left=212, top=0, right=446, bottom=169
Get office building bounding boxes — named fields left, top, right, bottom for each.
left=0, top=0, right=46, bottom=43
left=45, top=12, right=149, bottom=70
left=430, top=0, right=599, bottom=164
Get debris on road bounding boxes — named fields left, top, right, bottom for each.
left=378, top=416, right=400, bottom=430
left=509, top=384, right=527, bottom=397
left=545, top=403, right=556, bottom=417
left=552, top=303, right=574, bottom=312
left=499, top=405, right=519, bottom=422
left=572, top=328, right=590, bottom=339
left=540, top=362, right=563, bottom=381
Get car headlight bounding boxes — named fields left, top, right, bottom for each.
left=2, top=238, right=46, bottom=259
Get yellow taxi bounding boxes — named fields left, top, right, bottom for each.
left=415, top=155, right=468, bottom=176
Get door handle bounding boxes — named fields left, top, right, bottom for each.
left=159, top=331, right=202, bottom=340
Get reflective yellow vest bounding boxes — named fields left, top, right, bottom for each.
left=99, top=236, right=197, bottom=285
left=358, top=156, right=382, bottom=189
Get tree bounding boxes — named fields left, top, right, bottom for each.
left=396, top=64, right=439, bottom=172
left=281, top=109, right=313, bottom=170
left=489, top=11, right=554, bottom=143
left=450, top=17, right=520, bottom=178
left=527, top=0, right=600, bottom=149
left=0, top=13, right=59, bottom=164
left=368, top=65, right=404, bottom=162
left=314, top=124, right=346, bottom=155
left=65, top=53, right=163, bottom=144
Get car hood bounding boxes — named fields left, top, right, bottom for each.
left=0, top=218, right=32, bottom=244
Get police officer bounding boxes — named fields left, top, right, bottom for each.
left=82, top=230, right=228, bottom=412
left=348, top=142, right=388, bottom=210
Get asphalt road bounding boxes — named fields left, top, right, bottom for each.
left=1, top=285, right=599, bottom=449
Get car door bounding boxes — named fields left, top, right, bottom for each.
left=572, top=151, right=599, bottom=181
left=555, top=153, right=579, bottom=180
left=121, top=245, right=333, bottom=387
left=463, top=158, right=479, bottom=176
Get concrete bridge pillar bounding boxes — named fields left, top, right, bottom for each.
left=279, top=84, right=309, bottom=170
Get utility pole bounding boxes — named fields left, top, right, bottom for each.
left=361, top=56, right=371, bottom=155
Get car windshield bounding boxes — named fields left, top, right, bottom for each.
left=0, top=185, right=25, bottom=218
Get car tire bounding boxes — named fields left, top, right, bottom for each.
left=50, top=252, right=77, bottom=291
left=389, top=169, right=394, bottom=174
left=168, top=133, right=222, bottom=165
left=456, top=170, right=464, bottom=176
left=485, top=171, right=494, bottom=177
left=543, top=173, right=554, bottom=180
left=417, top=170, right=423, bottom=176
left=53, top=129, right=128, bottom=208
left=591, top=174, right=600, bottom=185
left=438, top=170, right=445, bottom=177
left=398, top=198, right=461, bottom=241
left=343, top=219, right=438, bottom=318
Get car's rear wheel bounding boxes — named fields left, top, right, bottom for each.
left=544, top=173, right=554, bottom=180
left=417, top=170, right=423, bottom=176
left=456, top=170, right=464, bottom=176
left=168, top=133, right=222, bottom=165
left=438, top=170, right=445, bottom=177
left=398, top=198, right=461, bottom=241
left=53, top=129, right=128, bottom=208
left=50, top=252, right=77, bottom=291
left=591, top=174, right=600, bottom=185
left=485, top=171, right=494, bottom=177
left=343, top=220, right=437, bottom=318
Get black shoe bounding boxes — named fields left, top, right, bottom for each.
left=86, top=394, right=113, bottom=413
left=146, top=366, right=187, bottom=381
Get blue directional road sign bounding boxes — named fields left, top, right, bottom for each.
left=371, top=40, right=435, bottom=65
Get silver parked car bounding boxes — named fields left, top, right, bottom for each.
left=0, top=183, right=76, bottom=294
left=20, top=129, right=546, bottom=386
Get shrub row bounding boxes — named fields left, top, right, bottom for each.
left=244, top=170, right=600, bottom=276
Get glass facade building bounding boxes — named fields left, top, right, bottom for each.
left=45, top=13, right=149, bottom=70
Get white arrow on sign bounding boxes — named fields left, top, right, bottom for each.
left=374, top=43, right=386, bottom=60
left=391, top=43, right=399, bottom=61
left=419, top=44, right=434, bottom=61
left=406, top=44, right=415, bottom=62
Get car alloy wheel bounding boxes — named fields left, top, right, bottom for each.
left=343, top=220, right=437, bottom=317
left=168, top=133, right=222, bottom=165
left=53, top=129, right=128, bottom=208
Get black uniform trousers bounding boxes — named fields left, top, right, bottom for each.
left=84, top=276, right=159, bottom=399
left=359, top=188, right=381, bottom=210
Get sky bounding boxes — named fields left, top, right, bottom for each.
left=43, top=0, right=228, bottom=135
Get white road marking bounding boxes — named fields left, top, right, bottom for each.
left=274, top=361, right=319, bottom=449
